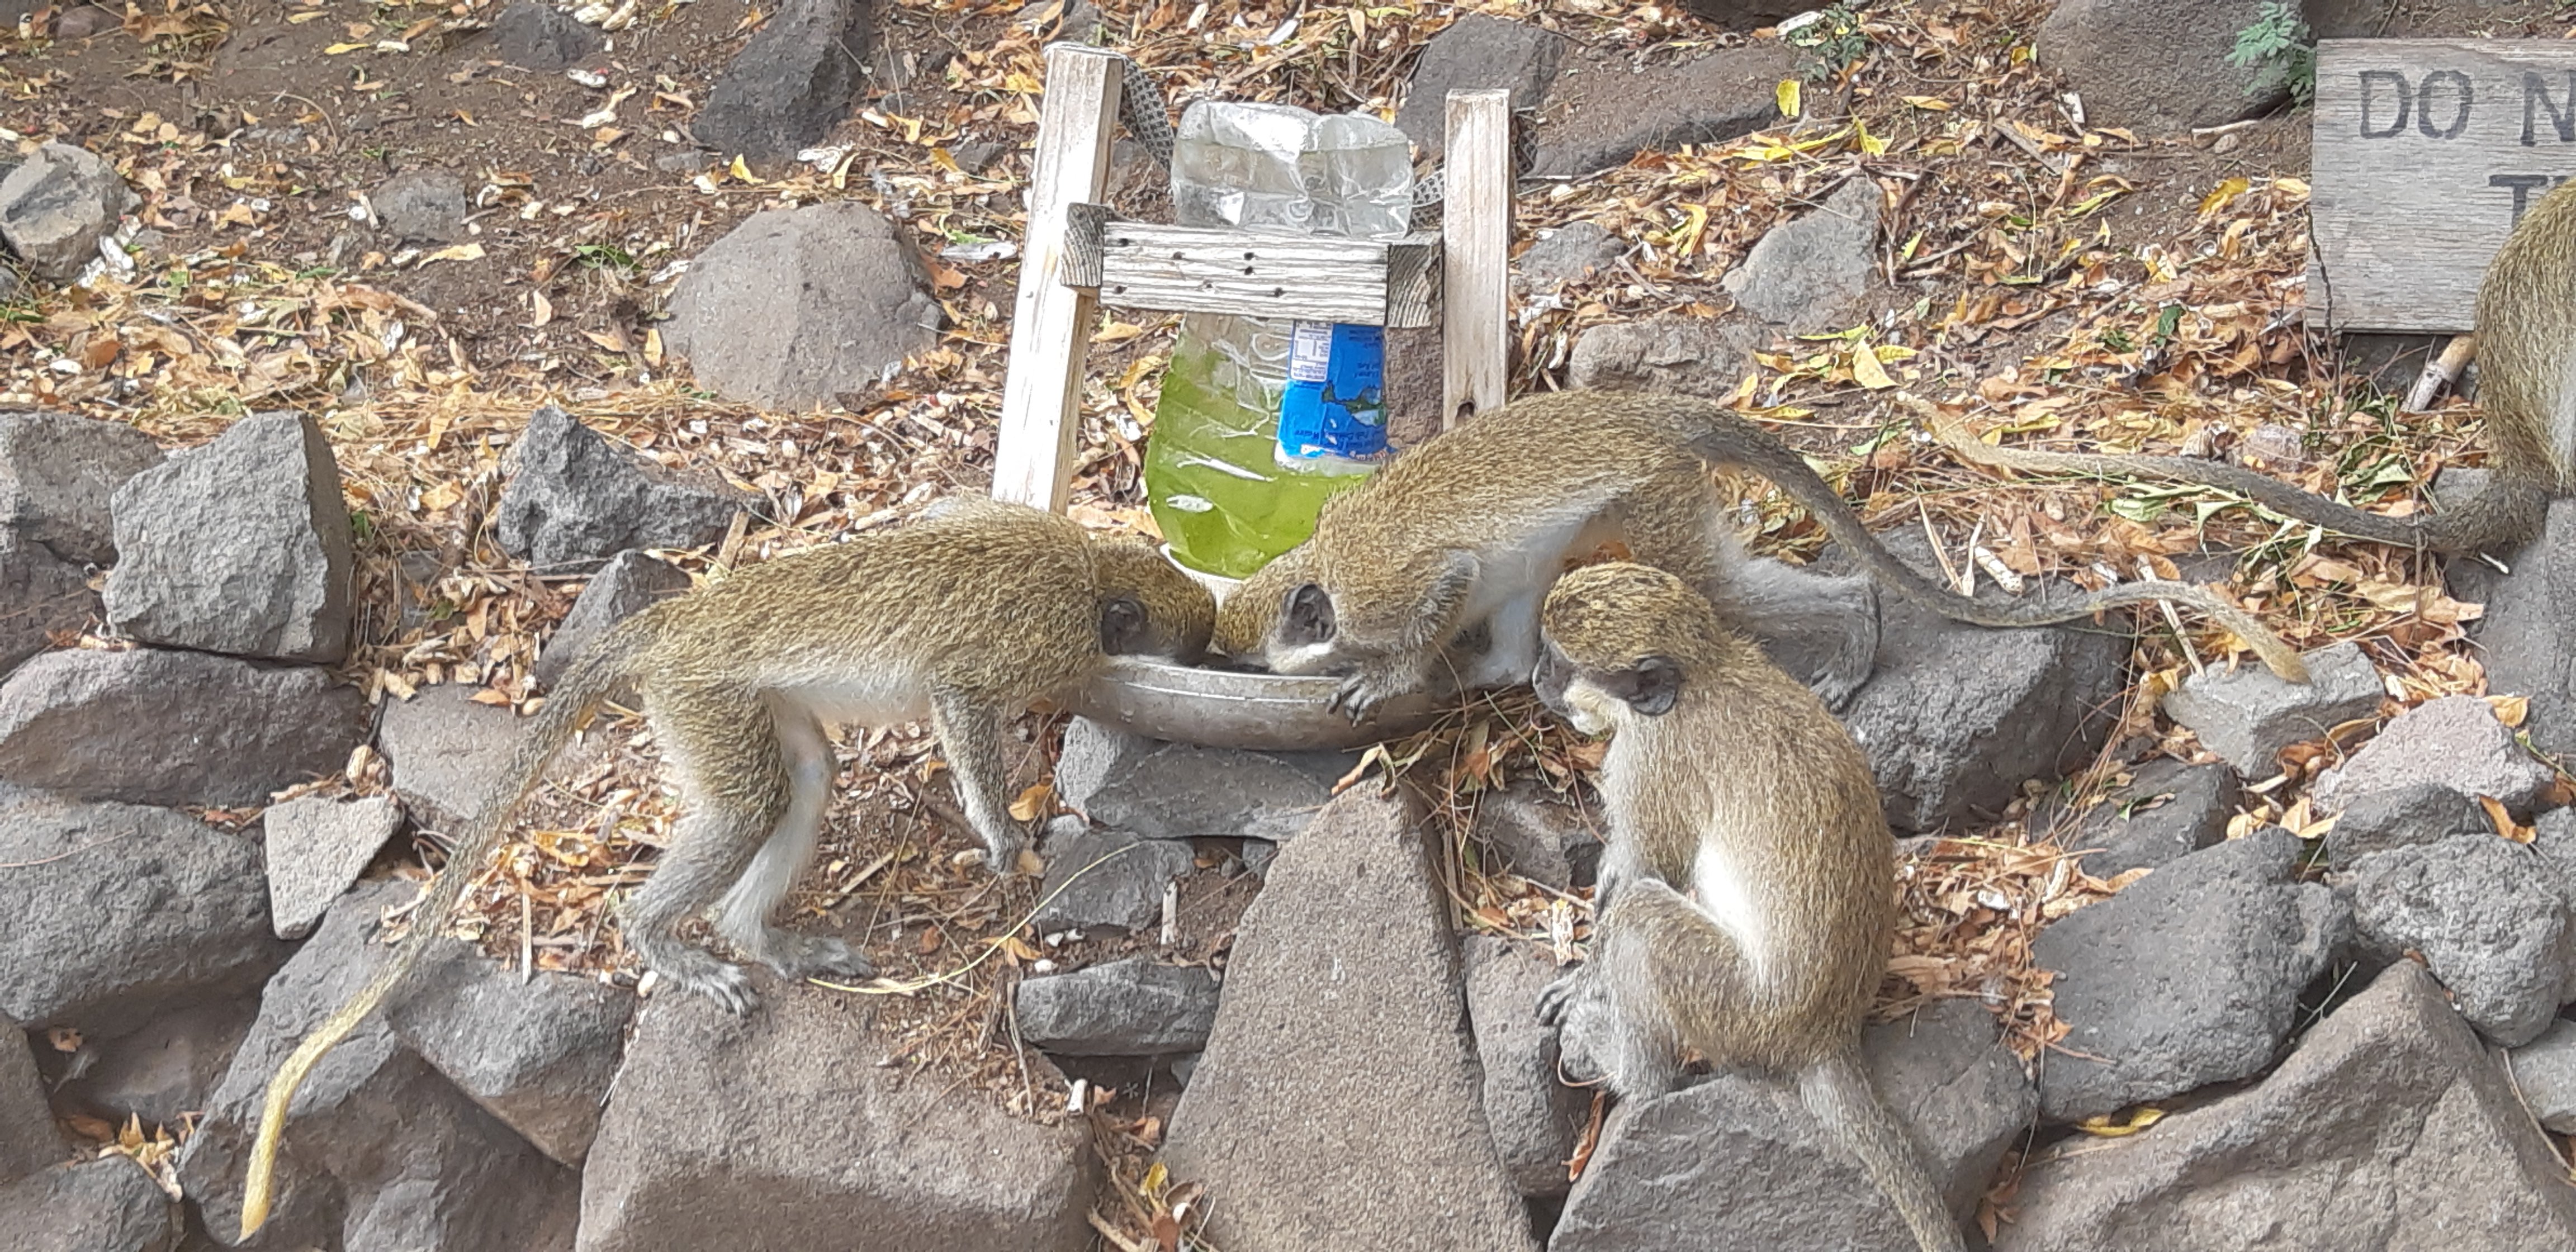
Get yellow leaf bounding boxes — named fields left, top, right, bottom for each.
left=2489, top=694, right=2530, bottom=728
left=418, top=480, right=463, bottom=511
left=1007, top=782, right=1053, bottom=823
left=643, top=327, right=665, bottom=368
left=1902, top=94, right=1950, bottom=110
left=2198, top=177, right=2252, bottom=217
left=468, top=687, right=514, bottom=706
left=323, top=41, right=370, bottom=54
left=2481, top=794, right=2536, bottom=844
left=1850, top=339, right=1895, bottom=390
left=1857, top=118, right=1887, bottom=156
left=1093, top=321, right=1146, bottom=344
left=1142, top=1161, right=1169, bottom=1196
left=2075, top=1107, right=2165, bottom=1137
left=422, top=243, right=485, bottom=264
left=730, top=155, right=763, bottom=184
left=1775, top=78, right=1801, bottom=118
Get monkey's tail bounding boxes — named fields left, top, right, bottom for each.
left=1675, top=401, right=2314, bottom=684
left=236, top=616, right=652, bottom=1239
left=1915, top=396, right=2543, bottom=556
left=1799, top=1051, right=1967, bottom=1252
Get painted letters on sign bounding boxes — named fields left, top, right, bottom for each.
left=2309, top=40, right=2576, bottom=332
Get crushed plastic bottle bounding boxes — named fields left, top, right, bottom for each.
left=1144, top=101, right=1413, bottom=581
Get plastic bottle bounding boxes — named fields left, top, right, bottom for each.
left=1144, top=102, right=1413, bottom=581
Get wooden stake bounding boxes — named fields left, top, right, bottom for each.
left=992, top=43, right=1125, bottom=513
left=1441, top=88, right=1510, bottom=430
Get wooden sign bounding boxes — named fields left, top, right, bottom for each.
left=2309, top=39, right=2576, bottom=333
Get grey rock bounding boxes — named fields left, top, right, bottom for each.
left=2508, top=1017, right=2576, bottom=1135
left=1012, top=0, right=1100, bottom=40
left=1515, top=220, right=1622, bottom=292
left=575, top=981, right=1094, bottom=1251
left=1074, top=739, right=1353, bottom=843
left=1533, top=42, right=1797, bottom=177
left=371, top=171, right=469, bottom=244
left=0, top=410, right=163, bottom=563
left=661, top=200, right=944, bottom=410
left=2034, top=830, right=2346, bottom=1121
left=177, top=881, right=581, bottom=1251
left=0, top=788, right=286, bottom=1032
left=1160, top=791, right=1536, bottom=1252
left=533, top=549, right=689, bottom=687
left=262, top=795, right=401, bottom=940
left=1031, top=819, right=1194, bottom=936
left=2162, top=640, right=2385, bottom=775
left=0, top=647, right=366, bottom=808
left=949, top=139, right=1006, bottom=174
left=0, top=540, right=101, bottom=679
left=1721, top=178, right=1883, bottom=333
left=1, top=1011, right=67, bottom=1183
left=2324, top=781, right=2487, bottom=864
left=57, top=996, right=258, bottom=1131
left=2032, top=758, right=2238, bottom=876
left=690, top=0, right=875, bottom=163
left=0, top=1156, right=179, bottom=1252
left=1674, top=0, right=1805, bottom=26
left=2315, top=694, right=2553, bottom=815
left=1467, top=781, right=1598, bottom=889
left=1550, top=1074, right=1930, bottom=1250
left=1462, top=937, right=1587, bottom=1200
left=104, top=410, right=355, bottom=663
left=493, top=405, right=755, bottom=574
left=1394, top=15, right=1566, bottom=162
left=2340, top=833, right=2575, bottom=1047
left=0, top=143, right=136, bottom=282
left=386, top=940, right=635, bottom=1167
left=2450, top=496, right=2576, bottom=756
left=1996, top=962, right=2576, bottom=1251
left=1564, top=316, right=1764, bottom=401
left=1830, top=529, right=2128, bottom=833
left=489, top=0, right=602, bottom=70
left=1012, top=956, right=1219, bottom=1056
left=2035, top=0, right=2291, bottom=137
left=379, top=683, right=527, bottom=834
left=1863, top=998, right=2037, bottom=1222
left=1239, top=836, right=1276, bottom=878
left=1053, top=716, right=1148, bottom=815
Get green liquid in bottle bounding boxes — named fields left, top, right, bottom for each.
left=1147, top=328, right=1371, bottom=580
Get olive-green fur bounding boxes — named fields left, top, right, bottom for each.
left=1219, top=388, right=2307, bottom=686
left=1542, top=563, right=1962, bottom=1252
left=235, top=500, right=1210, bottom=1240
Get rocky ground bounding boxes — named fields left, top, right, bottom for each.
left=6, top=0, right=2576, bottom=1249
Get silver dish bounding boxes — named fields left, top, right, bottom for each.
left=1068, top=656, right=1447, bottom=751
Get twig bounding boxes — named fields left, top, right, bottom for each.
left=0, top=832, right=131, bottom=870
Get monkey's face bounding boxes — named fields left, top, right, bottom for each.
left=1093, top=541, right=1216, bottom=663
left=1536, top=636, right=1679, bottom=736
left=1537, top=563, right=1703, bottom=734
left=1213, top=547, right=1318, bottom=665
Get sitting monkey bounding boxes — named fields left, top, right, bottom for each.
left=1532, top=562, right=1964, bottom=1252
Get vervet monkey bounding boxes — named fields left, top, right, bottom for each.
left=236, top=497, right=1213, bottom=1238
left=1530, top=562, right=1963, bottom=1252
left=1212, top=389, right=2308, bottom=720
left=1921, top=177, right=2576, bottom=554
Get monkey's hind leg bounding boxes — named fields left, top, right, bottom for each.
left=1710, top=556, right=1880, bottom=712
left=712, top=700, right=875, bottom=984
left=928, top=687, right=1029, bottom=871
left=621, top=689, right=793, bottom=1014
left=1590, top=875, right=1773, bottom=1101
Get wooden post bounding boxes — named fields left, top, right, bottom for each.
left=992, top=44, right=1125, bottom=513
left=1440, top=88, right=1510, bottom=430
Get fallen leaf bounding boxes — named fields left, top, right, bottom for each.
left=2075, top=1106, right=2165, bottom=1137
left=1007, top=782, right=1052, bottom=822
left=1775, top=78, right=1801, bottom=118
left=2489, top=694, right=2530, bottom=728
left=2480, top=794, right=2536, bottom=844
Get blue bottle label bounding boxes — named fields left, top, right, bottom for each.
left=1277, top=320, right=1387, bottom=461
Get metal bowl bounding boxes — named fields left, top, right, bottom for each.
left=1068, top=655, right=1446, bottom=751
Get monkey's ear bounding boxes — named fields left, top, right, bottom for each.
left=1607, top=656, right=1682, bottom=717
left=1281, top=583, right=1336, bottom=645
left=1100, top=596, right=1149, bottom=654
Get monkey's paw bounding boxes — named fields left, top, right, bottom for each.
left=1325, top=670, right=1404, bottom=723
left=1535, top=968, right=1590, bottom=1028
left=660, top=954, right=760, bottom=1016
left=763, top=933, right=875, bottom=983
